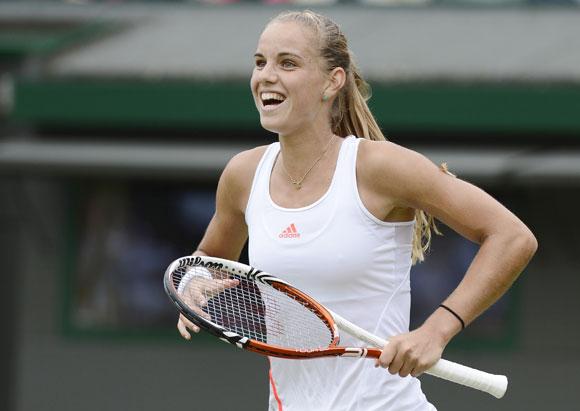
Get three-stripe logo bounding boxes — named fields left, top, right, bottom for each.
left=279, top=223, right=301, bottom=239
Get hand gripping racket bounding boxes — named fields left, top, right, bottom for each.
left=164, top=255, right=508, bottom=399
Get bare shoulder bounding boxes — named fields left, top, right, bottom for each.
left=358, top=138, right=431, bottom=177
left=222, top=145, right=268, bottom=186
left=358, top=138, right=535, bottom=247
left=219, top=145, right=269, bottom=211
left=357, top=138, right=448, bottom=210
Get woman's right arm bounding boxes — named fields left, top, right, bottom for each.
left=177, top=147, right=265, bottom=339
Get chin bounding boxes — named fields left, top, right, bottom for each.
left=259, top=122, right=279, bottom=134
left=259, top=118, right=285, bottom=135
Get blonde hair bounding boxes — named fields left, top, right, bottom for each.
left=269, top=10, right=442, bottom=263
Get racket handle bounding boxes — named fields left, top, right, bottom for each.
left=428, top=358, right=507, bottom=399
left=330, top=310, right=507, bottom=398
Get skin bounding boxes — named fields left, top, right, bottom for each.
left=178, top=20, right=538, bottom=379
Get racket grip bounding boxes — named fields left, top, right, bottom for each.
left=330, top=310, right=507, bottom=398
left=426, top=359, right=507, bottom=399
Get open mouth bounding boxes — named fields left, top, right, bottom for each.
left=260, top=92, right=286, bottom=109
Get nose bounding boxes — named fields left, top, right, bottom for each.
left=256, top=62, right=278, bottom=84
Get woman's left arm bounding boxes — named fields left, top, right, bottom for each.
left=364, top=141, right=538, bottom=378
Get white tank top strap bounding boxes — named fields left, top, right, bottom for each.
left=332, top=135, right=359, bottom=203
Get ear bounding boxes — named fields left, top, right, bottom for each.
left=323, top=67, right=346, bottom=100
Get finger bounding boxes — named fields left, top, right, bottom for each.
left=191, top=305, right=212, bottom=321
left=182, top=287, right=208, bottom=308
left=410, top=360, right=430, bottom=378
left=410, top=366, right=423, bottom=378
left=180, top=315, right=199, bottom=332
left=178, top=315, right=199, bottom=338
left=377, top=341, right=396, bottom=369
left=202, top=279, right=240, bottom=302
left=206, top=278, right=240, bottom=295
left=177, top=318, right=192, bottom=340
left=411, top=356, right=437, bottom=378
left=399, top=358, right=416, bottom=378
left=181, top=288, right=213, bottom=321
left=224, top=278, right=240, bottom=288
left=388, top=351, right=405, bottom=376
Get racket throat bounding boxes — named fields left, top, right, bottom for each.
left=342, top=347, right=370, bottom=358
left=331, top=347, right=382, bottom=358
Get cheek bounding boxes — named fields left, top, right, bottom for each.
left=249, top=73, right=257, bottom=93
left=299, top=75, right=324, bottom=104
left=249, top=73, right=260, bottom=105
left=250, top=69, right=257, bottom=86
left=295, top=87, right=322, bottom=114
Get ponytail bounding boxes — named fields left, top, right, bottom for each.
left=332, top=60, right=382, bottom=142
left=337, top=59, right=442, bottom=264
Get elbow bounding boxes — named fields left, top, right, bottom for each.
left=527, top=231, right=538, bottom=260
left=514, top=225, right=538, bottom=264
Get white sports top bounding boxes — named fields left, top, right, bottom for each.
left=245, top=136, right=436, bottom=411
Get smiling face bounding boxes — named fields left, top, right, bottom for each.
left=250, top=21, right=330, bottom=137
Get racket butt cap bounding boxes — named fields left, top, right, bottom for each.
left=490, top=375, right=508, bottom=399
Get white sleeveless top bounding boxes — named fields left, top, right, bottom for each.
left=245, top=136, right=436, bottom=411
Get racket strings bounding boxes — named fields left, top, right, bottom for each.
left=173, top=266, right=334, bottom=351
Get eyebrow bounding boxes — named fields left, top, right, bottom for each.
left=253, top=52, right=304, bottom=60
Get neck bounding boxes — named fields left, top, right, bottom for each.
left=278, top=127, right=336, bottom=174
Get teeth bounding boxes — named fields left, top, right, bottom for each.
left=260, top=92, right=285, bottom=102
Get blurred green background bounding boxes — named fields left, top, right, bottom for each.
left=1, top=1, right=579, bottom=410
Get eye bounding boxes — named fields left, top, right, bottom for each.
left=281, top=60, right=297, bottom=69
left=254, top=59, right=266, bottom=69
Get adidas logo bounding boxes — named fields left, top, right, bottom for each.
left=279, top=223, right=301, bottom=239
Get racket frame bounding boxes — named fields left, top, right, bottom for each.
left=164, top=256, right=343, bottom=358
left=164, top=255, right=508, bottom=398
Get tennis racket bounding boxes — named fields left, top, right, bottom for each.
left=164, top=255, right=508, bottom=399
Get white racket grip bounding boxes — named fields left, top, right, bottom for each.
left=428, top=358, right=507, bottom=399
left=330, top=310, right=507, bottom=399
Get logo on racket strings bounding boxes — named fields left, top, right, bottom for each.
left=279, top=223, right=301, bottom=239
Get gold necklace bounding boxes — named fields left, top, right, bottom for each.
left=279, top=136, right=335, bottom=190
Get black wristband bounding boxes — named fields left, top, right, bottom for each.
left=439, top=304, right=466, bottom=330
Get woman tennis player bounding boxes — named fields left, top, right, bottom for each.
left=177, top=10, right=537, bottom=410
